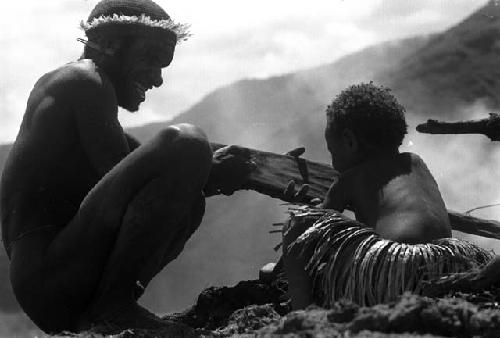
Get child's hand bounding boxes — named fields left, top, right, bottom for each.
left=283, top=180, right=309, bottom=203
left=283, top=181, right=323, bottom=206
left=322, top=177, right=341, bottom=209
left=285, top=147, right=306, bottom=158
left=283, top=147, right=322, bottom=205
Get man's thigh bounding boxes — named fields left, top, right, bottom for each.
left=132, top=193, right=205, bottom=300
left=46, top=125, right=211, bottom=270
left=9, top=125, right=212, bottom=330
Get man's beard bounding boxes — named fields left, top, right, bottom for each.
left=107, top=64, right=142, bottom=112
left=115, top=80, right=141, bottom=112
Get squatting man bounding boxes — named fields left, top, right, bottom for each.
left=1, top=0, right=250, bottom=333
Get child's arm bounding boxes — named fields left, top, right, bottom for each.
left=321, top=177, right=348, bottom=211
left=283, top=217, right=314, bottom=309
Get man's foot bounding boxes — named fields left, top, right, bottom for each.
left=78, top=302, right=195, bottom=335
left=259, top=256, right=284, bottom=283
left=259, top=262, right=277, bottom=283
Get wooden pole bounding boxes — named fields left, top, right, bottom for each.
left=208, top=143, right=500, bottom=241
left=416, top=113, right=500, bottom=141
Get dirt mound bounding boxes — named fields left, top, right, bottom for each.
left=65, top=277, right=500, bottom=337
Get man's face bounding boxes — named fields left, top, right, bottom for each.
left=113, top=37, right=175, bottom=112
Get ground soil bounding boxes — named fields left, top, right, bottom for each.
left=70, top=277, right=500, bottom=337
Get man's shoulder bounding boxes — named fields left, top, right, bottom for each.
left=37, top=60, right=115, bottom=107
left=36, top=60, right=108, bottom=96
left=50, top=60, right=107, bottom=88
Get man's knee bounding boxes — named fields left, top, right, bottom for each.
left=157, top=123, right=209, bottom=151
left=168, top=123, right=207, bottom=140
left=163, top=123, right=212, bottom=162
left=153, top=124, right=212, bottom=179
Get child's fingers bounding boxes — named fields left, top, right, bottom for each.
left=285, top=147, right=306, bottom=158
left=310, top=197, right=322, bottom=205
left=284, top=180, right=311, bottom=203
left=294, top=184, right=309, bottom=201
left=283, top=180, right=296, bottom=200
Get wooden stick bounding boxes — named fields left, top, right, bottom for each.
left=209, top=143, right=336, bottom=200
left=448, top=211, right=500, bottom=240
left=208, top=143, right=500, bottom=241
left=416, top=113, right=500, bottom=141
left=423, top=255, right=500, bottom=297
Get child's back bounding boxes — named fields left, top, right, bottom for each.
left=323, top=152, right=451, bottom=244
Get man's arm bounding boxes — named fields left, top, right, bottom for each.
left=70, top=67, right=130, bottom=176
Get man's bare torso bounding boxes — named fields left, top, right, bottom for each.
left=0, top=60, right=128, bottom=255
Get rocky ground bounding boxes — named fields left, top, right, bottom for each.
left=67, top=276, right=500, bottom=338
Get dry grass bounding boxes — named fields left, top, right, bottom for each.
left=289, top=209, right=493, bottom=307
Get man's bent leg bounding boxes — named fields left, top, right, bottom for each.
left=82, top=176, right=207, bottom=324
left=133, top=195, right=206, bottom=300
left=81, top=126, right=212, bottom=328
left=12, top=124, right=211, bottom=332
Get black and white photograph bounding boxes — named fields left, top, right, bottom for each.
left=1, top=0, right=500, bottom=336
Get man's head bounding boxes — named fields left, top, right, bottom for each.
left=325, top=82, right=407, bottom=172
left=80, top=0, right=190, bottom=111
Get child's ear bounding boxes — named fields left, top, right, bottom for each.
left=342, top=129, right=358, bottom=151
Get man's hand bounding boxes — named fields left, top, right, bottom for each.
left=204, top=145, right=256, bottom=196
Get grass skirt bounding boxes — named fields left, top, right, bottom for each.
left=288, top=209, right=493, bottom=307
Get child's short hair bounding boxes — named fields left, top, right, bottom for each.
left=326, top=82, right=407, bottom=149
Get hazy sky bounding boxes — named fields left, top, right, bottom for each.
left=0, top=0, right=488, bottom=144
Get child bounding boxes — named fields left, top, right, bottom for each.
left=283, top=82, right=452, bottom=309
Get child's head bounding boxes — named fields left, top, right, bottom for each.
left=325, top=82, right=407, bottom=172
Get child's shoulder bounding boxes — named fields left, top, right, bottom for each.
left=400, top=151, right=424, bottom=162
left=348, top=152, right=418, bottom=173
left=399, top=152, right=432, bottom=171
left=343, top=152, right=433, bottom=186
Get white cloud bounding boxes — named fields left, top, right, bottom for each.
left=0, top=0, right=488, bottom=143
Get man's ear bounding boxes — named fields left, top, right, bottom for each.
left=342, top=129, right=358, bottom=151
left=99, top=39, right=124, bottom=56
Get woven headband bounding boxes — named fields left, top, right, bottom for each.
left=80, top=13, right=191, bottom=45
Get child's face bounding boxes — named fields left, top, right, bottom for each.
left=325, top=125, right=362, bottom=172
